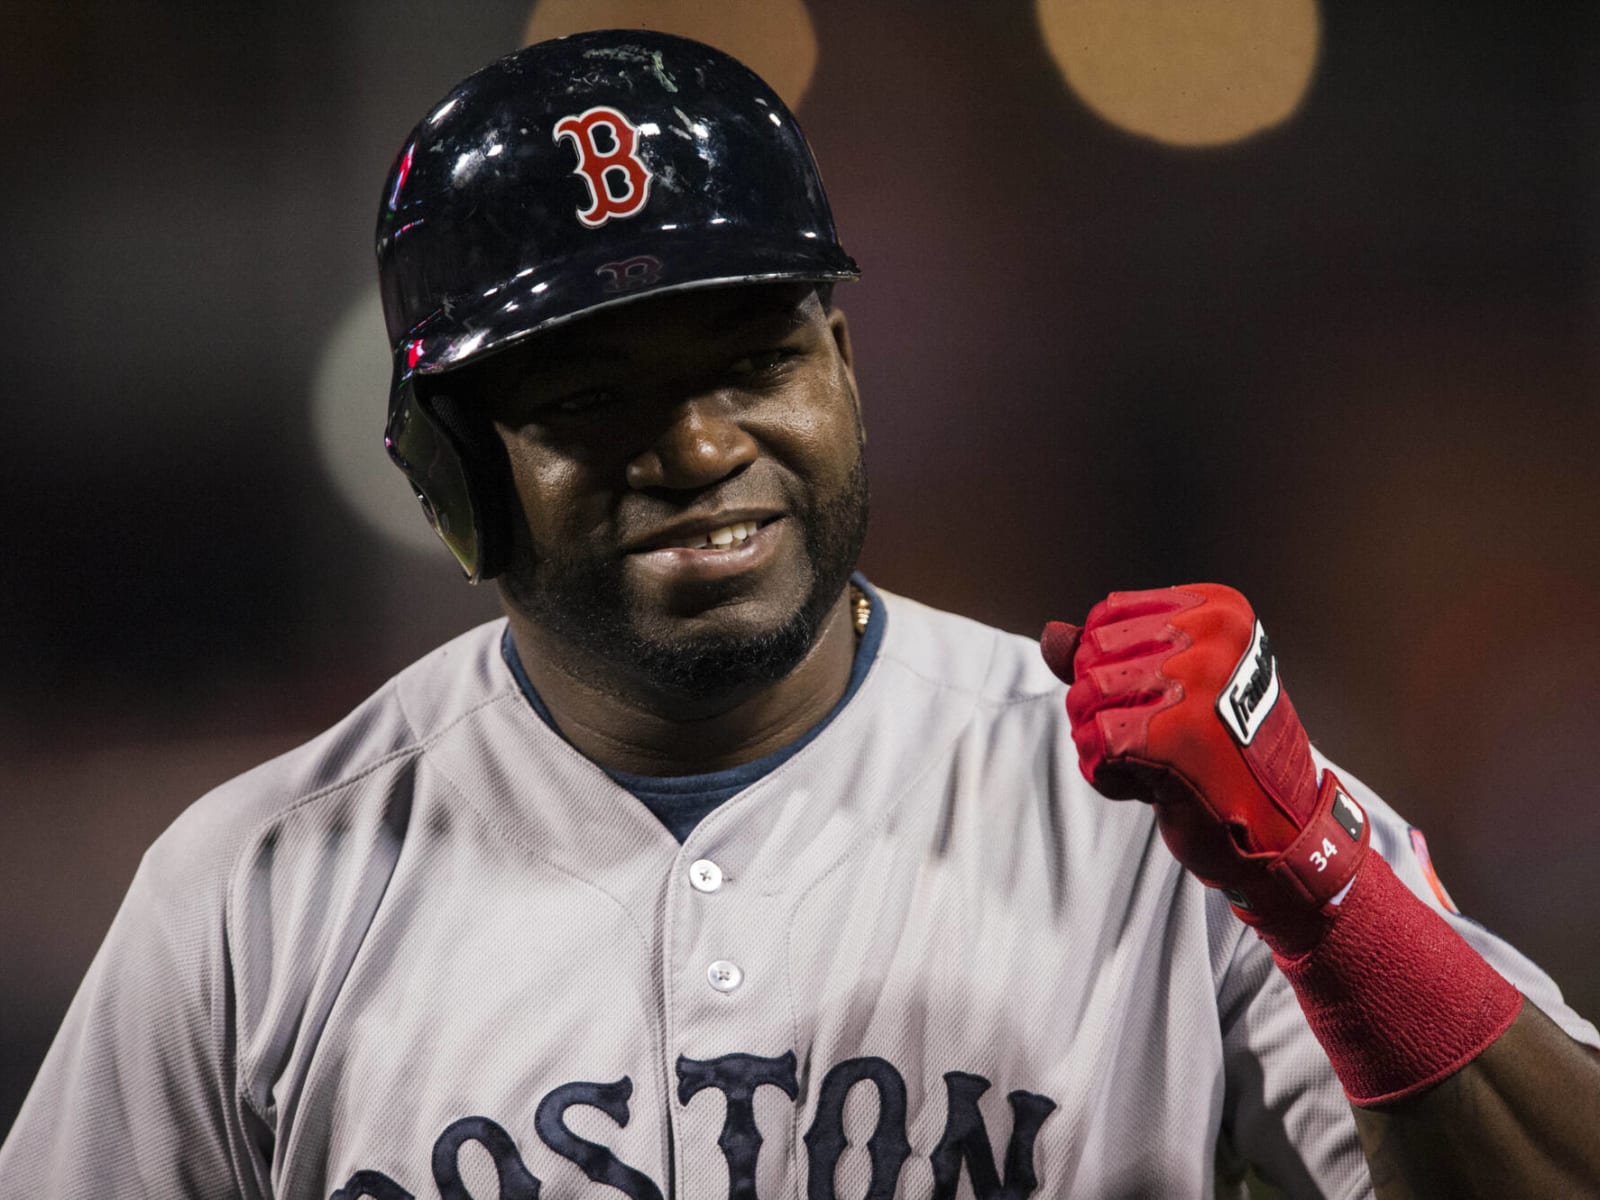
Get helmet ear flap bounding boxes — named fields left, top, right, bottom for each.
left=420, top=384, right=516, bottom=582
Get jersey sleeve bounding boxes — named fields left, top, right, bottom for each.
left=1211, top=754, right=1600, bottom=1198
left=1211, top=895, right=1371, bottom=1198
left=0, top=817, right=272, bottom=1198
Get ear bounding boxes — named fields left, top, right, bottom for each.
left=826, top=305, right=864, bottom=434
left=826, top=303, right=854, bottom=371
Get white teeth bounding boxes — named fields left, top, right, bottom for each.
left=691, top=520, right=758, bottom=549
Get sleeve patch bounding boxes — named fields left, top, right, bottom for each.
left=1407, top=826, right=1460, bottom=914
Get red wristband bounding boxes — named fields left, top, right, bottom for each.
left=1262, top=852, right=1524, bottom=1107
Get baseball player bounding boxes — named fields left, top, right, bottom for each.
left=3, top=30, right=1598, bottom=1199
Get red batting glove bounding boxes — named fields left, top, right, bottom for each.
left=1040, top=584, right=1367, bottom=953
left=1042, top=584, right=1523, bottom=1105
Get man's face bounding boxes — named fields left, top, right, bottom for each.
left=472, top=282, right=868, bottom=700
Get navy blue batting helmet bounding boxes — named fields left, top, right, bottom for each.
left=376, top=30, right=858, bottom=580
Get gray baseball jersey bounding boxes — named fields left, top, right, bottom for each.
left=3, top=587, right=1594, bottom=1199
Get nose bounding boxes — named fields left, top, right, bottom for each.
left=624, top=392, right=759, bottom=493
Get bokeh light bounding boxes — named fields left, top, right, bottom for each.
left=522, top=0, right=818, bottom=110
left=1035, top=0, right=1320, bottom=147
left=311, top=292, right=440, bottom=556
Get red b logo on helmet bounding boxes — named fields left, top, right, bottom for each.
left=553, top=106, right=654, bottom=228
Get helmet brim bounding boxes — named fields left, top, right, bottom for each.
left=403, top=235, right=858, bottom=378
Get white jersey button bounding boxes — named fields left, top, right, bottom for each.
left=689, top=859, right=724, bottom=893
left=707, top=960, right=743, bottom=992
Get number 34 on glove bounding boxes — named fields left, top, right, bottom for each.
left=1040, top=584, right=1369, bottom=954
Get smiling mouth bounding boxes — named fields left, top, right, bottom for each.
left=647, top=516, right=782, bottom=552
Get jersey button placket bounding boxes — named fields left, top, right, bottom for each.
left=669, top=843, right=791, bottom=1199
left=691, top=859, right=741, bottom=992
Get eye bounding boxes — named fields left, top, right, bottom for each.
left=726, top=347, right=796, bottom=382
left=546, top=388, right=618, bottom=416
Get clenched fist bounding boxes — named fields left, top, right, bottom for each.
left=1042, top=584, right=1369, bottom=952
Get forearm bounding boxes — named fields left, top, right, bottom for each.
left=1258, top=848, right=1600, bottom=1193
left=1352, top=1002, right=1600, bottom=1198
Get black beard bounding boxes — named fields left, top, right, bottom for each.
left=503, top=454, right=869, bottom=703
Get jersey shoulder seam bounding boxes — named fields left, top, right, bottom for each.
left=232, top=679, right=514, bottom=839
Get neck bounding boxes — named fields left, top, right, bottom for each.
left=504, top=590, right=860, bottom=776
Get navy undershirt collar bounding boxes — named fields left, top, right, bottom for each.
left=500, top=572, right=886, bottom=842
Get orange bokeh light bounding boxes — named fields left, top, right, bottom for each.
left=1035, top=0, right=1321, bottom=147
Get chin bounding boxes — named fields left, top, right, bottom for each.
left=631, top=567, right=812, bottom=627
left=617, top=579, right=831, bottom=699
left=617, top=608, right=826, bottom=700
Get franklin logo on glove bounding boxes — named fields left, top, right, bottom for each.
left=1218, top=619, right=1279, bottom=746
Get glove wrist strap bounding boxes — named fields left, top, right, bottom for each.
left=1262, top=852, right=1523, bottom=1107
left=1227, top=769, right=1369, bottom=954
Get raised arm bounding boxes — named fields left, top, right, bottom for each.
left=1041, top=584, right=1600, bottom=1196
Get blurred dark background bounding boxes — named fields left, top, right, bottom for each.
left=4, top=0, right=1598, bottom=1139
